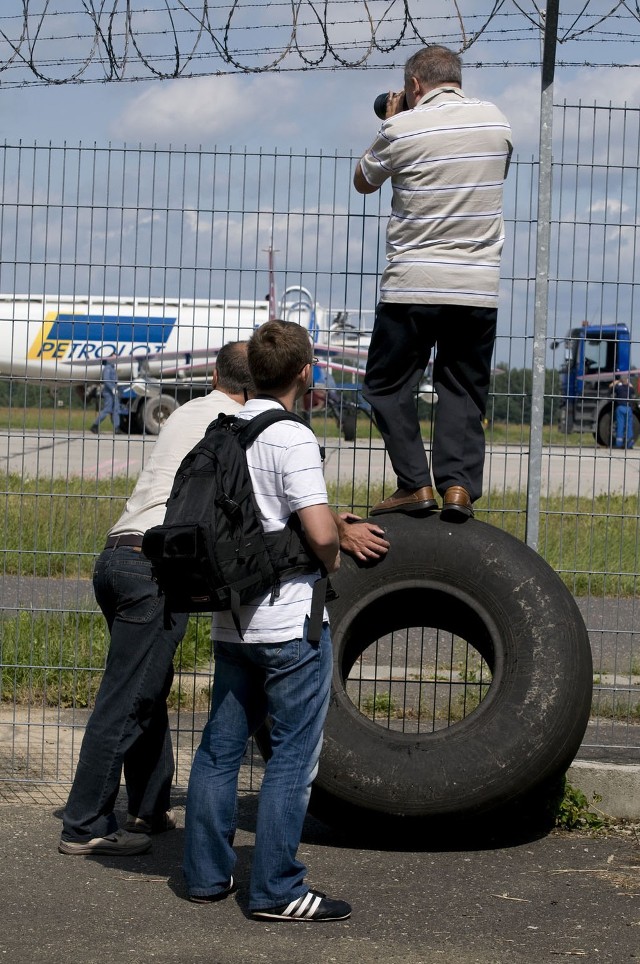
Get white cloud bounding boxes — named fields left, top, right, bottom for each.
left=109, top=68, right=404, bottom=153
left=111, top=74, right=300, bottom=146
left=556, top=64, right=640, bottom=106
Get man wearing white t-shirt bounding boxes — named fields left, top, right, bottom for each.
left=59, top=342, right=253, bottom=856
left=183, top=320, right=352, bottom=922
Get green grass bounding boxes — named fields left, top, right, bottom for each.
left=0, top=609, right=213, bottom=705
left=1, top=475, right=131, bottom=577
left=360, top=691, right=399, bottom=719
left=1, top=472, right=637, bottom=710
left=2, top=475, right=638, bottom=596
left=309, top=413, right=587, bottom=446
left=0, top=405, right=92, bottom=433
left=0, top=405, right=593, bottom=447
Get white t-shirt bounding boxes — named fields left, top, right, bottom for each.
left=109, top=389, right=243, bottom=537
left=212, top=397, right=329, bottom=645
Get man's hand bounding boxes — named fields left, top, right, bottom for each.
left=335, top=512, right=390, bottom=562
left=385, top=89, right=407, bottom=118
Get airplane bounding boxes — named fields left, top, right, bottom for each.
left=0, top=285, right=394, bottom=437
left=0, top=240, right=438, bottom=437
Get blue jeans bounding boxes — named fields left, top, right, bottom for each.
left=615, top=404, right=634, bottom=448
left=183, top=620, right=332, bottom=910
left=61, top=547, right=188, bottom=842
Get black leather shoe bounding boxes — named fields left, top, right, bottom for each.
left=370, top=486, right=439, bottom=516
left=189, top=877, right=237, bottom=904
left=441, top=486, right=474, bottom=520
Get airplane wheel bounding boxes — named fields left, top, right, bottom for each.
left=309, top=512, right=592, bottom=826
left=142, top=394, right=178, bottom=434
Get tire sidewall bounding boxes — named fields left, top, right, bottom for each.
left=319, top=513, right=593, bottom=818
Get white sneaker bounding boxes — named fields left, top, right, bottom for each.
left=58, top=829, right=151, bottom=856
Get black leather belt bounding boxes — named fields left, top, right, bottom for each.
left=105, top=533, right=144, bottom=550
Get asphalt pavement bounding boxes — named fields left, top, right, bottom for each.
left=3, top=429, right=640, bottom=495
left=1, top=788, right=639, bottom=964
left=2, top=430, right=639, bottom=962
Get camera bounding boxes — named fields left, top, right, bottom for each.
left=374, top=91, right=408, bottom=120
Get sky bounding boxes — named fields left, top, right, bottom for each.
left=3, top=0, right=640, bottom=158
left=3, top=1, right=640, bottom=365
left=5, top=56, right=640, bottom=160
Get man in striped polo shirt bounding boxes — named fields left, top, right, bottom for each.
left=355, top=45, right=513, bottom=520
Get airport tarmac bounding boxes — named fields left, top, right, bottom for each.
left=2, top=428, right=640, bottom=497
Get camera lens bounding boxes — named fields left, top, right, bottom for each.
left=373, top=92, right=408, bottom=120
left=374, top=93, right=389, bottom=120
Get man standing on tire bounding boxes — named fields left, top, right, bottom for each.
left=354, top=45, right=512, bottom=520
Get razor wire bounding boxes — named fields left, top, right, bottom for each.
left=2, top=1, right=640, bottom=87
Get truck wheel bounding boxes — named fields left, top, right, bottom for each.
left=596, top=409, right=614, bottom=446
left=310, top=512, right=592, bottom=826
left=340, top=411, right=357, bottom=442
left=142, top=394, right=178, bottom=434
left=597, top=409, right=640, bottom=446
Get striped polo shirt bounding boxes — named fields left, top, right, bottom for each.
left=359, top=86, right=513, bottom=307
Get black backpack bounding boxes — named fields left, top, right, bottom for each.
left=141, top=409, right=329, bottom=642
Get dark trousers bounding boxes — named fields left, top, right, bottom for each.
left=363, top=302, right=497, bottom=502
left=61, top=547, right=189, bottom=842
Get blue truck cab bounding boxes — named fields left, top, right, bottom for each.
left=556, top=321, right=639, bottom=444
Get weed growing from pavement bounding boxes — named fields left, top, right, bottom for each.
left=555, top=781, right=607, bottom=831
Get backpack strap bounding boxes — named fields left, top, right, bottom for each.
left=239, top=409, right=332, bottom=642
left=236, top=408, right=310, bottom=448
left=307, top=574, right=328, bottom=644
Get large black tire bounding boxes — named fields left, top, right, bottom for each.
left=311, top=512, right=592, bottom=826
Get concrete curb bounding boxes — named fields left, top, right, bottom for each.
left=568, top=759, right=640, bottom=821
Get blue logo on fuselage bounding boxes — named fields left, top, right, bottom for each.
left=30, top=314, right=177, bottom=361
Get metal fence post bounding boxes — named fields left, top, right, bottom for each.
left=527, top=0, right=559, bottom=551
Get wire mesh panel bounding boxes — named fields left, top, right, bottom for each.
left=0, top=109, right=639, bottom=796
left=346, top=626, right=492, bottom=734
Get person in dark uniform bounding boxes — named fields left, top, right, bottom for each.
left=90, top=355, right=123, bottom=434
